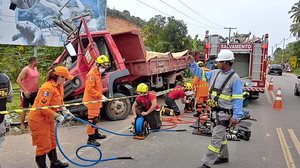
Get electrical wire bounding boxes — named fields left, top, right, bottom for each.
left=136, top=0, right=171, bottom=17
left=159, top=0, right=220, bottom=29
left=176, top=0, right=224, bottom=28
left=135, top=0, right=222, bottom=30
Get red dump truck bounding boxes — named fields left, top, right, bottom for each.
left=203, top=32, right=269, bottom=100
left=53, top=17, right=190, bottom=120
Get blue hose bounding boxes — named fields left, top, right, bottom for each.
left=135, top=116, right=144, bottom=133
left=135, top=116, right=187, bottom=133
left=55, top=116, right=134, bottom=167
left=55, top=116, right=186, bottom=167
left=74, top=117, right=133, bottom=137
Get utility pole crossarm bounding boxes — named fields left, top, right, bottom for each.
left=224, top=27, right=237, bottom=43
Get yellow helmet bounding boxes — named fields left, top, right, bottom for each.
left=184, top=82, right=193, bottom=91
left=136, top=83, right=148, bottom=93
left=197, top=61, right=204, bottom=66
left=96, top=55, right=110, bottom=65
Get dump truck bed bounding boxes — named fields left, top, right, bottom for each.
left=111, top=30, right=189, bottom=77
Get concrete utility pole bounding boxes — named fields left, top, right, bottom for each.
left=224, top=27, right=237, bottom=43
left=34, top=46, right=37, bottom=57
left=281, top=38, right=285, bottom=64
left=271, top=46, right=273, bottom=58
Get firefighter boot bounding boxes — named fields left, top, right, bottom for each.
left=94, top=129, right=106, bottom=139
left=193, top=112, right=201, bottom=117
left=87, top=135, right=101, bottom=146
left=48, top=149, right=69, bottom=168
left=198, top=164, right=211, bottom=168
left=35, top=154, right=47, bottom=168
left=214, top=158, right=229, bottom=165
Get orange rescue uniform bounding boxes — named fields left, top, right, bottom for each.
left=193, top=67, right=210, bottom=113
left=83, top=66, right=103, bottom=135
left=28, top=80, right=64, bottom=156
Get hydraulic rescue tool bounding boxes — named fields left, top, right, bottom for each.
left=191, top=109, right=256, bottom=141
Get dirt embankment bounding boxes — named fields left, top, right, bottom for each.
left=106, top=16, right=142, bottom=34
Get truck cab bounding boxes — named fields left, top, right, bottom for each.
left=204, top=32, right=269, bottom=99
left=53, top=18, right=132, bottom=120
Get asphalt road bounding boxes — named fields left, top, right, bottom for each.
left=1, top=73, right=300, bottom=168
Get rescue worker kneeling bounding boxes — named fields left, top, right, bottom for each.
left=28, top=66, right=74, bottom=168
left=132, top=83, right=161, bottom=134
left=83, top=55, right=110, bottom=147
left=164, top=82, right=192, bottom=116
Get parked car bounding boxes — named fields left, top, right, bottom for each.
left=294, top=76, right=300, bottom=96
left=268, top=64, right=283, bottom=76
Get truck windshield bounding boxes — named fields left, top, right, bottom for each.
left=81, top=36, right=115, bottom=70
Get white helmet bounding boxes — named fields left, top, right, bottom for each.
left=215, top=49, right=235, bottom=62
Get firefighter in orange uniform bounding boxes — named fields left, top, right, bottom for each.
left=83, top=55, right=110, bottom=146
left=193, top=61, right=210, bottom=117
left=28, top=66, right=74, bottom=168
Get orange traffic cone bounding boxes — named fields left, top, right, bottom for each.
left=273, top=88, right=283, bottom=111
left=268, top=77, right=274, bottom=91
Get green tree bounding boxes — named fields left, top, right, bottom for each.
left=192, top=34, right=199, bottom=50
left=0, top=44, right=63, bottom=83
left=141, top=15, right=191, bottom=52
left=289, top=1, right=300, bottom=39
left=141, top=15, right=166, bottom=51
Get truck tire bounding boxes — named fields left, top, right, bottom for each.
left=243, top=98, right=250, bottom=107
left=294, top=84, right=300, bottom=96
left=105, top=93, right=131, bottom=120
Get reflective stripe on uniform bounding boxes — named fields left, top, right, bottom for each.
left=232, top=94, right=243, bottom=99
left=222, top=140, right=228, bottom=145
left=211, top=91, right=232, bottom=101
left=202, top=70, right=207, bottom=82
left=208, top=144, right=220, bottom=153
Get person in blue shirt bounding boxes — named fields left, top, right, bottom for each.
left=188, top=49, right=244, bottom=168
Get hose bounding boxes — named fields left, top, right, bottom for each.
left=135, top=116, right=187, bottom=132
left=55, top=115, right=187, bottom=167
left=55, top=117, right=134, bottom=167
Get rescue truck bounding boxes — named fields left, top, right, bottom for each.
left=203, top=32, right=269, bottom=100
left=53, top=15, right=190, bottom=120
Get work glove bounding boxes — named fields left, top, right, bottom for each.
left=101, top=95, right=108, bottom=102
left=229, top=118, right=239, bottom=127
left=62, top=107, right=75, bottom=120
left=56, top=114, right=65, bottom=123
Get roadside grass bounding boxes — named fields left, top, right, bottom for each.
left=7, top=83, right=21, bottom=111
left=294, top=68, right=300, bottom=76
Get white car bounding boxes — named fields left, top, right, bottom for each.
left=294, top=76, right=300, bottom=96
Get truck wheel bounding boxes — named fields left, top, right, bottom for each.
left=105, top=93, right=131, bottom=120
left=294, top=84, right=300, bottom=96
left=243, top=98, right=250, bottom=107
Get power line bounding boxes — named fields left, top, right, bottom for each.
left=135, top=0, right=222, bottom=30
left=136, top=0, right=171, bottom=17
left=176, top=0, right=224, bottom=28
left=159, top=0, right=218, bottom=28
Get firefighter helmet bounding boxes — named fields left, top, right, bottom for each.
left=96, top=55, right=110, bottom=64
left=184, top=82, right=193, bottom=91
left=136, top=83, right=148, bottom=93
left=197, top=61, right=204, bottom=66
left=215, top=49, right=235, bottom=62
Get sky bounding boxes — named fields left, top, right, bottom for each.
left=107, top=0, right=299, bottom=55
